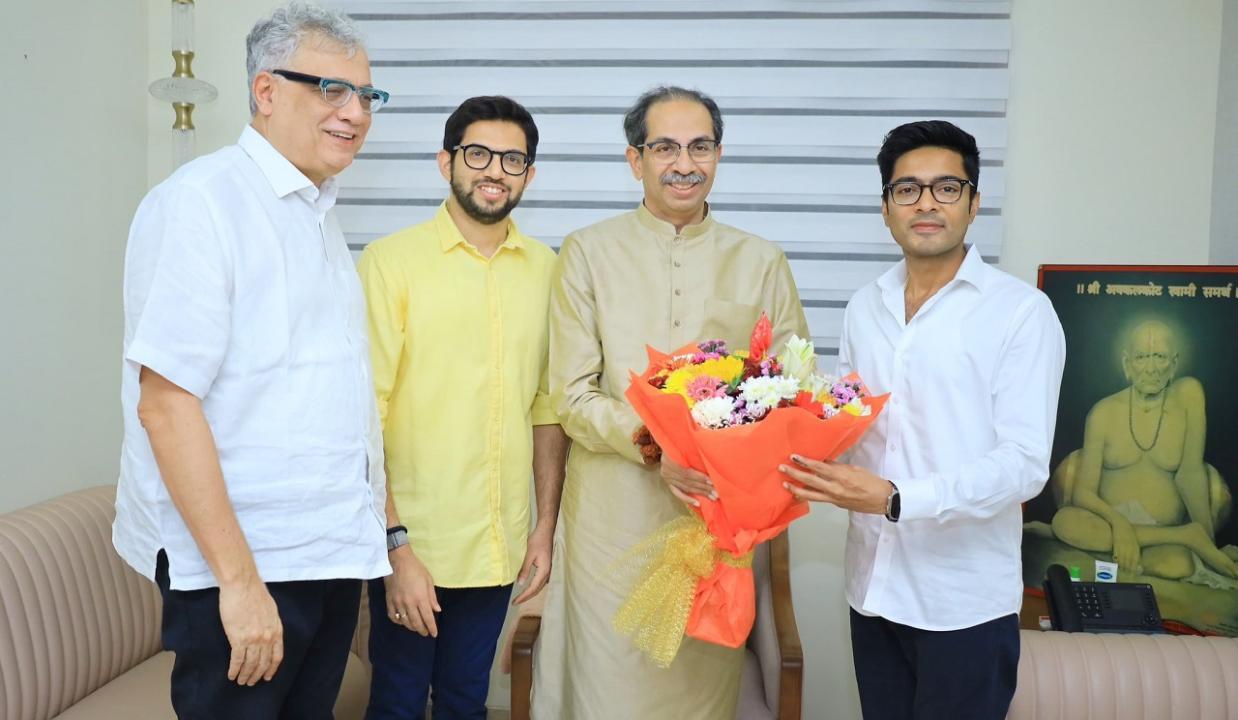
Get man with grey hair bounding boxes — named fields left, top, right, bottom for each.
left=530, top=86, right=808, bottom=719
left=113, top=3, right=391, bottom=717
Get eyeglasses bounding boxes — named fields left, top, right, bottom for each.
left=883, top=178, right=976, bottom=205
left=634, top=139, right=719, bottom=164
left=270, top=69, right=390, bottom=113
left=452, top=144, right=532, bottom=176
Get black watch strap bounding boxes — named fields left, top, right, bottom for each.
left=884, top=482, right=901, bottom=523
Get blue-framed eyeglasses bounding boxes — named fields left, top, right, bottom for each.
left=271, top=69, right=390, bottom=113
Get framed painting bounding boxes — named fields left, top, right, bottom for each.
left=1022, top=265, right=1238, bottom=635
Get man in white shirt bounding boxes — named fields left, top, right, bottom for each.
left=781, top=121, right=1066, bottom=719
left=113, top=3, right=391, bottom=717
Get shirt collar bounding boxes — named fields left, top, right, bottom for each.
left=635, top=200, right=715, bottom=238
left=434, top=201, right=525, bottom=254
left=877, top=244, right=987, bottom=294
left=953, top=244, right=987, bottom=290
left=238, top=125, right=332, bottom=204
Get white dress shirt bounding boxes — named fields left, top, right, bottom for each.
left=114, top=126, right=389, bottom=591
left=838, top=245, right=1065, bottom=630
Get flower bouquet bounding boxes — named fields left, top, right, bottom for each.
left=614, top=313, right=888, bottom=667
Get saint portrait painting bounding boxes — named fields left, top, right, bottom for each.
left=1022, top=265, right=1238, bottom=636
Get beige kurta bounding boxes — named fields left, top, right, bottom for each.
left=531, top=204, right=809, bottom=719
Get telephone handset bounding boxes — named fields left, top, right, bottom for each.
left=1042, top=563, right=1165, bottom=634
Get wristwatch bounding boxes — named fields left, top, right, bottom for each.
left=884, top=482, right=901, bottom=523
left=386, top=525, right=409, bottom=552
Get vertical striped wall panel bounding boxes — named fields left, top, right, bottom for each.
left=331, top=0, right=1011, bottom=357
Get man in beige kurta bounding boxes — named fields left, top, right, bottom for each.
left=531, top=86, right=809, bottom=720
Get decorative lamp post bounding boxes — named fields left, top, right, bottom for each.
left=148, top=0, right=218, bottom=169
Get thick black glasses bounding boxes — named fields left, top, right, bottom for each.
left=271, top=69, right=389, bottom=113
left=634, top=139, right=719, bottom=164
left=883, top=178, right=976, bottom=205
left=453, top=144, right=532, bottom=176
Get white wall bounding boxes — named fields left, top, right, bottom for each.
left=146, top=0, right=282, bottom=186
left=1001, top=0, right=1222, bottom=283
left=0, top=1, right=148, bottom=513
left=1211, top=0, right=1238, bottom=264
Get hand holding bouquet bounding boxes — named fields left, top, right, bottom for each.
left=614, top=313, right=887, bottom=667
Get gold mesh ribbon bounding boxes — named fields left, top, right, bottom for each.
left=611, top=514, right=754, bottom=668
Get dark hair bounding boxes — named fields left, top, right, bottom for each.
left=877, top=120, right=980, bottom=193
left=623, top=86, right=724, bottom=148
left=442, top=96, right=539, bottom=163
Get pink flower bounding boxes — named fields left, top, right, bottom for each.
left=686, top=375, right=727, bottom=403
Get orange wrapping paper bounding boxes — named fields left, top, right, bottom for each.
left=623, top=344, right=889, bottom=652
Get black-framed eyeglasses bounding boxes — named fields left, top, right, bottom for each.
left=634, top=139, right=719, bottom=164
left=452, top=144, right=532, bottom=176
left=270, top=69, right=390, bottom=113
left=883, top=177, right=976, bottom=205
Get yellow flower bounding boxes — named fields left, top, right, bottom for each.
left=698, top=356, right=744, bottom=384
left=662, top=356, right=745, bottom=405
left=842, top=399, right=869, bottom=416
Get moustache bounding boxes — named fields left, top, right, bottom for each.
left=660, top=172, right=706, bottom=185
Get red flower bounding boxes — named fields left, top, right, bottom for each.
left=792, top=390, right=824, bottom=416
left=748, top=312, right=772, bottom=362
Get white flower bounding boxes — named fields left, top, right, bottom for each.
left=691, top=396, right=737, bottom=429
left=777, top=335, right=817, bottom=384
left=802, top=372, right=837, bottom=399
left=738, top=375, right=801, bottom=412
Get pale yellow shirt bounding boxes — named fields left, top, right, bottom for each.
left=358, top=203, right=558, bottom=587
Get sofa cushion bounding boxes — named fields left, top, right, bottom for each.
left=53, top=652, right=174, bottom=720
left=51, top=651, right=372, bottom=720
left=0, top=486, right=162, bottom=720
left=1008, top=630, right=1238, bottom=720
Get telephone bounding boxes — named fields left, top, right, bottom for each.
left=1042, top=563, right=1165, bottom=634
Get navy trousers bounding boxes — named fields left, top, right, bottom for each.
left=154, top=550, right=362, bottom=720
left=849, top=608, right=1020, bottom=720
left=365, top=580, right=512, bottom=720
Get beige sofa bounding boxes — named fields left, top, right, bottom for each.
left=0, top=485, right=373, bottom=720
left=1008, top=628, right=1238, bottom=720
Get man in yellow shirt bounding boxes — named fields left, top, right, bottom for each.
left=357, top=96, right=567, bottom=720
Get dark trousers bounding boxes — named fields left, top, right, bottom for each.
left=365, top=580, right=512, bottom=720
left=850, top=608, right=1020, bottom=720
left=154, top=550, right=362, bottom=720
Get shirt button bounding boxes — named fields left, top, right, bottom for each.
left=674, top=289, right=681, bottom=296
left=673, top=320, right=681, bottom=327
left=673, top=260, right=682, bottom=268
left=889, top=444, right=897, bottom=452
